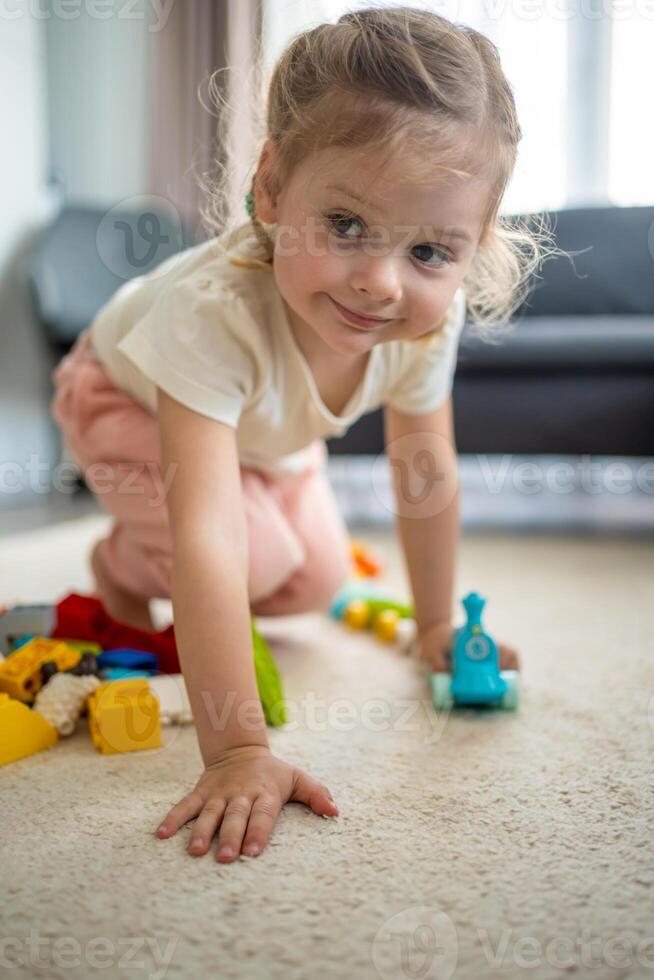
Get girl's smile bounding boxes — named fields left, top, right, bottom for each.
left=326, top=294, right=394, bottom=329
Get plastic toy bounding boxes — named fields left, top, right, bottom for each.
left=0, top=692, right=58, bottom=766
left=97, top=648, right=158, bottom=672
left=52, top=593, right=180, bottom=674
left=0, top=604, right=56, bottom=655
left=57, top=639, right=102, bottom=657
left=429, top=592, right=519, bottom=711
left=148, top=674, right=193, bottom=726
left=350, top=539, right=384, bottom=578
left=34, top=672, right=100, bottom=736
left=102, top=667, right=155, bottom=680
left=252, top=619, right=287, bottom=726
left=52, top=595, right=287, bottom=726
left=87, top=678, right=162, bottom=754
left=0, top=638, right=80, bottom=702
left=41, top=651, right=100, bottom=689
left=330, top=580, right=416, bottom=646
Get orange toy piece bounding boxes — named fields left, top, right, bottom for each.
left=350, top=539, right=384, bottom=579
left=0, top=637, right=80, bottom=702
left=0, top=692, right=58, bottom=766
left=87, top=678, right=161, bottom=755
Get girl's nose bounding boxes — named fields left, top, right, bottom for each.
left=349, top=254, right=402, bottom=304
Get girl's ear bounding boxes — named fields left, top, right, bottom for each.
left=253, top=139, right=279, bottom=224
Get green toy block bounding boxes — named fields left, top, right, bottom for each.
left=251, top=618, right=287, bottom=727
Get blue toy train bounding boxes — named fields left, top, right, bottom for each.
left=430, top=591, right=519, bottom=711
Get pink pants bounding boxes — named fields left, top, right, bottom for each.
left=50, top=330, right=352, bottom=615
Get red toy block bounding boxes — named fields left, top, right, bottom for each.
left=52, top=594, right=180, bottom=675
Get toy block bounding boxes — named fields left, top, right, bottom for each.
left=57, top=639, right=102, bottom=657
left=102, top=667, right=154, bottom=680
left=0, top=693, right=58, bottom=766
left=87, top=679, right=161, bottom=754
left=0, top=638, right=80, bottom=702
left=350, top=539, right=384, bottom=578
left=372, top=608, right=399, bottom=643
left=97, top=648, right=158, bottom=671
left=251, top=618, right=287, bottom=727
left=0, top=605, right=56, bottom=655
left=148, top=674, right=193, bottom=726
left=34, top=673, right=100, bottom=736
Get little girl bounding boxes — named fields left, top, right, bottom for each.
left=52, top=7, right=546, bottom=863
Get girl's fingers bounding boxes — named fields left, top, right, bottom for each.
left=499, top=643, right=520, bottom=671
left=155, top=792, right=204, bottom=838
left=215, top=796, right=252, bottom=863
left=242, top=794, right=282, bottom=857
left=187, top=798, right=227, bottom=856
left=290, top=770, right=339, bottom=817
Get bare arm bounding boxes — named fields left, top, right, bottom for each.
left=384, top=395, right=460, bottom=637
left=156, top=387, right=268, bottom=763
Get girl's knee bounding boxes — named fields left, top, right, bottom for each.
left=251, top=542, right=351, bottom=616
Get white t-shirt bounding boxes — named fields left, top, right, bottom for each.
left=89, top=219, right=467, bottom=475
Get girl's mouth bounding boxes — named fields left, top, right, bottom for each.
left=328, top=296, right=391, bottom=329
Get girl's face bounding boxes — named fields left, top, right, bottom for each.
left=257, top=144, right=492, bottom=358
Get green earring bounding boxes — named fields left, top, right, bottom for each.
left=245, top=190, right=255, bottom=217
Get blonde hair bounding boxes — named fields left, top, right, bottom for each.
left=198, top=5, right=564, bottom=334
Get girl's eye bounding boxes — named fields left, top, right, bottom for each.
left=411, top=243, right=452, bottom=268
left=327, top=212, right=364, bottom=239
left=326, top=212, right=452, bottom=268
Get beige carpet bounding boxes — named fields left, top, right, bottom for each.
left=1, top=514, right=653, bottom=980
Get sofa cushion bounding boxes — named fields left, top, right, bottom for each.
left=457, top=315, right=654, bottom=373
left=509, top=205, right=654, bottom=317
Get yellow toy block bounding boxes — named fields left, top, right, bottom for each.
left=0, top=638, right=80, bottom=702
left=344, top=599, right=372, bottom=630
left=87, top=679, right=161, bottom=755
left=0, top=692, right=58, bottom=766
left=372, top=608, right=399, bottom=643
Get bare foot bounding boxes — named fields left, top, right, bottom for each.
left=91, top=541, right=155, bottom=632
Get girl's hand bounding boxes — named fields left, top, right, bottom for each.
left=154, top=745, right=339, bottom=862
left=416, top=621, right=521, bottom=672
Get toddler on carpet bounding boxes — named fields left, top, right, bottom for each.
left=51, top=6, right=553, bottom=863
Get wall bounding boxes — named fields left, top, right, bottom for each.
left=0, top=2, right=152, bottom=508
left=45, top=0, right=151, bottom=207
left=0, top=14, right=56, bottom=508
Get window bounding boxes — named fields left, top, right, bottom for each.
left=608, top=9, right=654, bottom=206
